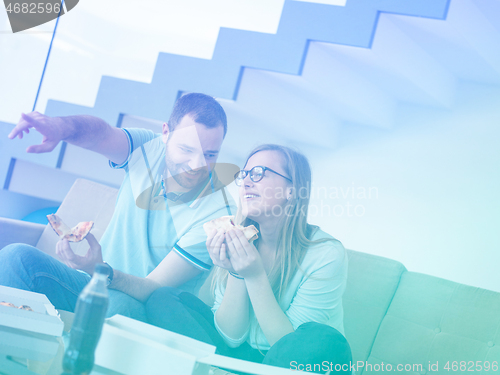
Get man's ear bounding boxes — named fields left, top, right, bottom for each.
left=162, top=123, right=170, bottom=145
left=286, top=187, right=294, bottom=200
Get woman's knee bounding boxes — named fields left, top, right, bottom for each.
left=107, top=290, right=147, bottom=322
left=297, top=322, right=348, bottom=344
left=298, top=322, right=352, bottom=361
left=146, top=287, right=184, bottom=320
left=264, top=322, right=352, bottom=373
left=147, top=286, right=182, bottom=308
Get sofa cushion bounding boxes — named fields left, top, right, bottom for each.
left=365, top=272, right=500, bottom=375
left=0, top=217, right=46, bottom=250
left=343, top=250, right=406, bottom=365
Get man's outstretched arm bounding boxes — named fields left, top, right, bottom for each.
left=8, top=111, right=129, bottom=165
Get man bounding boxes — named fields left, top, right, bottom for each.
left=0, top=93, right=236, bottom=321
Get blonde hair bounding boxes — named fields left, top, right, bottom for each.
left=211, top=144, right=334, bottom=351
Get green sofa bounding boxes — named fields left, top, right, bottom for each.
left=1, top=178, right=499, bottom=375
left=342, top=250, right=500, bottom=374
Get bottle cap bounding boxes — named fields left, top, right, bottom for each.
left=94, top=263, right=109, bottom=276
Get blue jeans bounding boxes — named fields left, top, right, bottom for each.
left=0, top=243, right=147, bottom=321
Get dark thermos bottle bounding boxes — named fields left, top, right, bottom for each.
left=62, top=263, right=109, bottom=375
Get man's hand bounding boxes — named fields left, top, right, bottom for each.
left=8, top=112, right=130, bottom=164
left=55, top=233, right=103, bottom=275
left=8, top=112, right=67, bottom=153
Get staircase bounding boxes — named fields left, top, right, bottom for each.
left=1, top=0, right=499, bottom=220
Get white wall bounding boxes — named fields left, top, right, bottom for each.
left=307, top=82, right=500, bottom=292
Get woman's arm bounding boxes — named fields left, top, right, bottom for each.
left=244, top=272, right=294, bottom=346
left=225, top=230, right=294, bottom=347
left=214, top=274, right=251, bottom=343
left=207, top=230, right=251, bottom=344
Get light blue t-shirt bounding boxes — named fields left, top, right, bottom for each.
left=99, top=128, right=236, bottom=296
left=212, top=228, right=348, bottom=350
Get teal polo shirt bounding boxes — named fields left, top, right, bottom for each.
left=99, top=128, right=236, bottom=297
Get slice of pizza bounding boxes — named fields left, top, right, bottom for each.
left=46, top=214, right=94, bottom=242
left=203, top=215, right=259, bottom=242
left=0, top=301, right=17, bottom=308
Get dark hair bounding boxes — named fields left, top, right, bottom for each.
left=168, top=93, right=227, bottom=137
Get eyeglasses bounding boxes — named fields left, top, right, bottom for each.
left=234, top=166, right=292, bottom=186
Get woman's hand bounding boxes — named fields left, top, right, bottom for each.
left=55, top=233, right=103, bottom=275
left=206, top=228, right=236, bottom=273
left=225, top=229, right=266, bottom=279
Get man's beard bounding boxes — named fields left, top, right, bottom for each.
left=165, top=153, right=209, bottom=190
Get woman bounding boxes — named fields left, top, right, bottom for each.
left=146, top=144, right=352, bottom=373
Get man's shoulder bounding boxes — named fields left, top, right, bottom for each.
left=135, top=134, right=164, bottom=159
left=124, top=128, right=161, bottom=147
left=123, top=136, right=165, bottom=181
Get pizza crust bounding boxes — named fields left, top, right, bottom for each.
left=0, top=301, right=16, bottom=308
left=46, top=214, right=94, bottom=242
left=1, top=302, right=36, bottom=312
left=203, top=215, right=259, bottom=242
left=18, top=305, right=34, bottom=311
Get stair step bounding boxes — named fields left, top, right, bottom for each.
left=0, top=188, right=60, bottom=221
left=8, top=159, right=120, bottom=202
left=5, top=0, right=498, bottom=198
left=39, top=0, right=449, bottom=132
left=0, top=121, right=62, bottom=188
